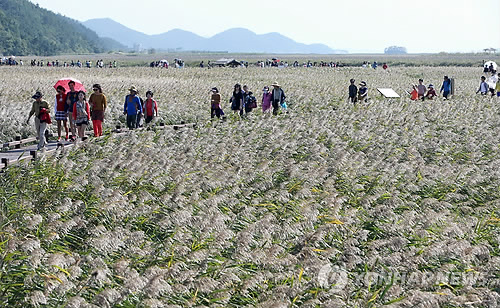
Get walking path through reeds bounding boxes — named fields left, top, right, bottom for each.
left=0, top=122, right=196, bottom=170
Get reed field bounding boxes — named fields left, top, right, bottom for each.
left=0, top=61, right=499, bottom=307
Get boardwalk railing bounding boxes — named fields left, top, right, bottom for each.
left=2, top=136, right=37, bottom=149
left=0, top=122, right=196, bottom=170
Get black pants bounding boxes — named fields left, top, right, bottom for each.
left=211, top=108, right=222, bottom=118
left=126, top=114, right=137, bottom=129
left=272, top=100, right=280, bottom=115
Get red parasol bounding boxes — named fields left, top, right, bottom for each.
left=53, top=78, right=86, bottom=93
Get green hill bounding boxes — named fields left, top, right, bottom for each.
left=0, top=0, right=125, bottom=56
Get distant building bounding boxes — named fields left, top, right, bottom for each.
left=213, top=58, right=242, bottom=67
left=133, top=43, right=142, bottom=53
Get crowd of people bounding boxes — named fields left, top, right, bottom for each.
left=406, top=77, right=449, bottom=100
left=26, top=80, right=113, bottom=150
left=148, top=58, right=387, bottom=69
left=477, top=72, right=500, bottom=97
left=26, top=80, right=162, bottom=150
left=25, top=66, right=500, bottom=151
left=29, top=59, right=118, bottom=68
left=0, top=57, right=21, bottom=65
left=210, top=82, right=287, bottom=118
left=348, top=71, right=500, bottom=104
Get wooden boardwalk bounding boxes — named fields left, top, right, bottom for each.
left=0, top=122, right=196, bottom=170
left=1, top=139, right=74, bottom=169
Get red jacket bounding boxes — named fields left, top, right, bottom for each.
left=144, top=98, right=158, bottom=117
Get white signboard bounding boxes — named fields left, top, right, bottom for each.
left=377, top=88, right=400, bottom=98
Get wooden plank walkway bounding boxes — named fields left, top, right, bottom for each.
left=0, top=122, right=196, bottom=170
left=1, top=140, right=74, bottom=169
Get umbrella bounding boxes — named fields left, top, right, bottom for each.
left=53, top=78, right=86, bottom=93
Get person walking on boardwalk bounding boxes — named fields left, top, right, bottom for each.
left=73, top=91, right=90, bottom=140
left=261, top=86, right=272, bottom=113
left=271, top=82, right=286, bottom=115
left=348, top=79, right=358, bottom=103
left=476, top=76, right=489, bottom=95
left=417, top=79, right=427, bottom=100
left=124, top=86, right=142, bottom=129
left=66, top=81, right=79, bottom=140
left=440, top=76, right=451, bottom=99
left=242, top=85, right=249, bottom=116
left=144, top=90, right=158, bottom=124
left=89, top=84, right=107, bottom=137
left=231, top=84, right=244, bottom=116
left=496, top=73, right=500, bottom=98
left=410, top=85, right=419, bottom=100
left=27, top=91, right=51, bottom=150
left=136, top=92, right=144, bottom=128
left=210, top=87, right=223, bottom=119
left=358, top=81, right=368, bottom=102
left=54, top=85, right=69, bottom=141
left=425, top=84, right=437, bottom=100
left=244, top=91, right=257, bottom=114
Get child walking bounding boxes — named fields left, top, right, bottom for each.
left=144, top=90, right=158, bottom=124
left=210, top=87, right=223, bottom=119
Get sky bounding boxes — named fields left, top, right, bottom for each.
left=30, top=0, right=500, bottom=53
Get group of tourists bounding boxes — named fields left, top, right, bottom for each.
left=27, top=80, right=109, bottom=150
left=210, top=82, right=287, bottom=118
left=123, top=87, right=158, bottom=129
left=348, top=75, right=466, bottom=103
left=477, top=72, right=500, bottom=97
left=25, top=68, right=500, bottom=151
left=407, top=77, right=447, bottom=100
left=26, top=80, right=161, bottom=150
left=29, top=59, right=117, bottom=68
left=348, top=79, right=369, bottom=103
left=1, top=57, right=20, bottom=66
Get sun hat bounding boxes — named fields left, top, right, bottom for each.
left=271, top=82, right=280, bottom=87
left=359, top=81, right=367, bottom=86
left=32, top=91, right=43, bottom=99
left=129, top=86, right=138, bottom=93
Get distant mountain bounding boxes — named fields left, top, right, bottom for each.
left=0, top=0, right=125, bottom=56
left=83, top=18, right=345, bottom=54
left=82, top=18, right=150, bottom=49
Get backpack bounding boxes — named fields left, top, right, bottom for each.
left=247, top=96, right=257, bottom=109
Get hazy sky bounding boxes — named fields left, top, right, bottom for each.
left=30, top=0, right=500, bottom=53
